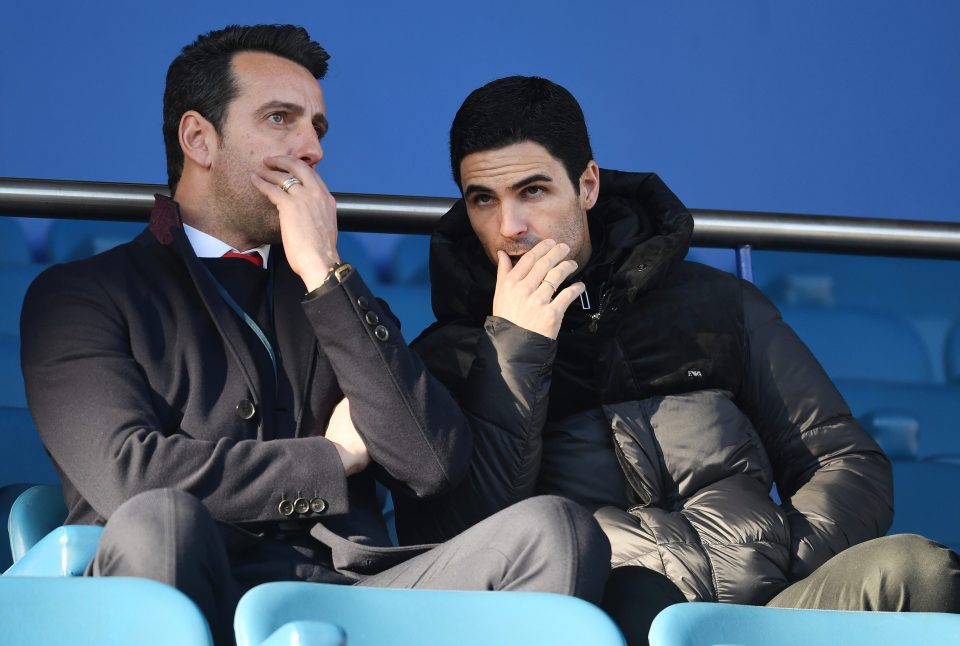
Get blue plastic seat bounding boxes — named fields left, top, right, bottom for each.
left=390, top=234, right=431, bottom=284
left=3, top=483, right=101, bottom=577
left=0, top=263, right=48, bottom=336
left=45, top=219, right=145, bottom=262
left=338, top=232, right=383, bottom=285
left=235, top=581, right=625, bottom=646
left=7, top=484, right=67, bottom=563
left=836, top=380, right=960, bottom=462
left=0, top=483, right=33, bottom=570
left=256, top=621, right=346, bottom=646
left=0, top=406, right=58, bottom=484
left=4, top=525, right=103, bottom=577
left=376, top=284, right=435, bottom=340
left=946, top=321, right=960, bottom=383
left=778, top=306, right=933, bottom=383
left=0, top=576, right=212, bottom=645
left=0, top=218, right=33, bottom=265
left=648, top=602, right=960, bottom=646
left=0, top=335, right=26, bottom=408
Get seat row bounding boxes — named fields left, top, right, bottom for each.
left=4, top=484, right=959, bottom=646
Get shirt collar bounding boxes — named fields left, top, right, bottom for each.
left=183, top=224, right=272, bottom=269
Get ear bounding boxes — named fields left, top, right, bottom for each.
left=178, top=110, right=218, bottom=170
left=579, top=160, right=600, bottom=210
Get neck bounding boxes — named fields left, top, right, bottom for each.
left=174, top=181, right=258, bottom=251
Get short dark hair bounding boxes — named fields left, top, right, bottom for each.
left=449, top=76, right=594, bottom=192
left=163, top=24, right=330, bottom=193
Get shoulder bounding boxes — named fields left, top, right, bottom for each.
left=23, top=230, right=179, bottom=321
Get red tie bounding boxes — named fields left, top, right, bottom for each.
left=222, top=251, right=263, bottom=268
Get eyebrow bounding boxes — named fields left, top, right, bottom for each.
left=463, top=173, right=553, bottom=198
left=257, top=100, right=329, bottom=136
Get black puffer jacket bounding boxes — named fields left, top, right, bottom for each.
left=398, top=170, right=893, bottom=604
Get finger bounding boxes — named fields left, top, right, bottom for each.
left=264, top=155, right=326, bottom=189
left=543, top=259, right=579, bottom=289
left=251, top=172, right=288, bottom=206
left=535, top=278, right=559, bottom=300
left=550, top=282, right=587, bottom=313
left=262, top=154, right=313, bottom=175
left=255, top=167, right=301, bottom=187
left=510, top=239, right=557, bottom=280
left=496, top=250, right=512, bottom=285
left=523, top=242, right=571, bottom=287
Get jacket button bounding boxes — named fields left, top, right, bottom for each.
left=365, top=311, right=380, bottom=325
left=236, top=399, right=256, bottom=420
left=310, top=498, right=327, bottom=513
left=278, top=499, right=294, bottom=516
left=356, top=296, right=369, bottom=310
left=374, top=325, right=389, bottom=341
left=293, top=497, right=310, bottom=514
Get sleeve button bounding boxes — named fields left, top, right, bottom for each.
left=356, top=296, right=369, bottom=310
left=310, top=498, right=328, bottom=513
left=365, top=311, right=380, bottom=325
left=293, top=497, right=310, bottom=514
left=278, top=499, right=295, bottom=516
left=374, top=325, right=389, bottom=341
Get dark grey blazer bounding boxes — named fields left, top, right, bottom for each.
left=20, top=195, right=471, bottom=574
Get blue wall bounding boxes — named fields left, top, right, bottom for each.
left=2, top=1, right=958, bottom=226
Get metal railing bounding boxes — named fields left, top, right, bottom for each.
left=2, top=177, right=960, bottom=259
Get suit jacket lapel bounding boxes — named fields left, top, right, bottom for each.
left=149, top=196, right=268, bottom=438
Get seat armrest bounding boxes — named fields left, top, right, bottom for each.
left=3, top=525, right=102, bottom=576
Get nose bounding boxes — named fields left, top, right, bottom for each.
left=498, top=201, right=528, bottom=239
left=295, top=123, right=324, bottom=168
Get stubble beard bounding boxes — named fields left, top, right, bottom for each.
left=210, top=148, right=282, bottom=247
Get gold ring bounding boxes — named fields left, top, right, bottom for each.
left=280, top=177, right=302, bottom=193
left=542, top=279, right=557, bottom=292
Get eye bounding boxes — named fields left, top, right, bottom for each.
left=267, top=112, right=286, bottom=125
left=523, top=186, right=544, bottom=197
left=471, top=194, right=494, bottom=206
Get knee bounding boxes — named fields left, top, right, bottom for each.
left=513, top=496, right=611, bottom=566
left=873, top=534, right=951, bottom=582
left=870, top=534, right=960, bottom=610
left=102, top=489, right=213, bottom=557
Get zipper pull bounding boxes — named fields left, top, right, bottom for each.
left=589, top=312, right=601, bottom=333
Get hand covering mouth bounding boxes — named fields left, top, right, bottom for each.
left=506, top=251, right=531, bottom=266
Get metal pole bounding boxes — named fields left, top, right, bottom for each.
left=2, top=178, right=960, bottom=258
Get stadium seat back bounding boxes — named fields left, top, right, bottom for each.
left=648, top=602, right=960, bottom=646
left=390, top=234, right=431, bottom=284
left=235, top=581, right=625, bottom=646
left=8, top=484, right=67, bottom=563
left=46, top=220, right=145, bottom=262
left=779, top=306, right=933, bottom=383
left=0, top=576, right=212, bottom=645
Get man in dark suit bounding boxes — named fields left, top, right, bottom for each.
left=20, top=26, right=609, bottom=644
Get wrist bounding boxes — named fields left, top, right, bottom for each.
left=300, top=252, right=341, bottom=292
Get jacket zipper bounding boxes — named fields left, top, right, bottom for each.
left=588, top=287, right=612, bottom=332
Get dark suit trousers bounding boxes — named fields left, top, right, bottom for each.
left=88, top=490, right=610, bottom=646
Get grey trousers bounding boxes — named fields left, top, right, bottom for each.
left=606, top=534, right=960, bottom=646
left=767, top=534, right=960, bottom=612
left=88, top=489, right=611, bottom=646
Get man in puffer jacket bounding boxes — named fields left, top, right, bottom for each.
left=395, top=75, right=960, bottom=640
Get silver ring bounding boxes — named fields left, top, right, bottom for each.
left=280, top=177, right=302, bottom=193
left=542, top=279, right=557, bottom=293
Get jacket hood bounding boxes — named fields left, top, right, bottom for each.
left=429, top=170, right=694, bottom=325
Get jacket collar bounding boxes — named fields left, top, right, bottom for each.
left=429, top=170, right=694, bottom=325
